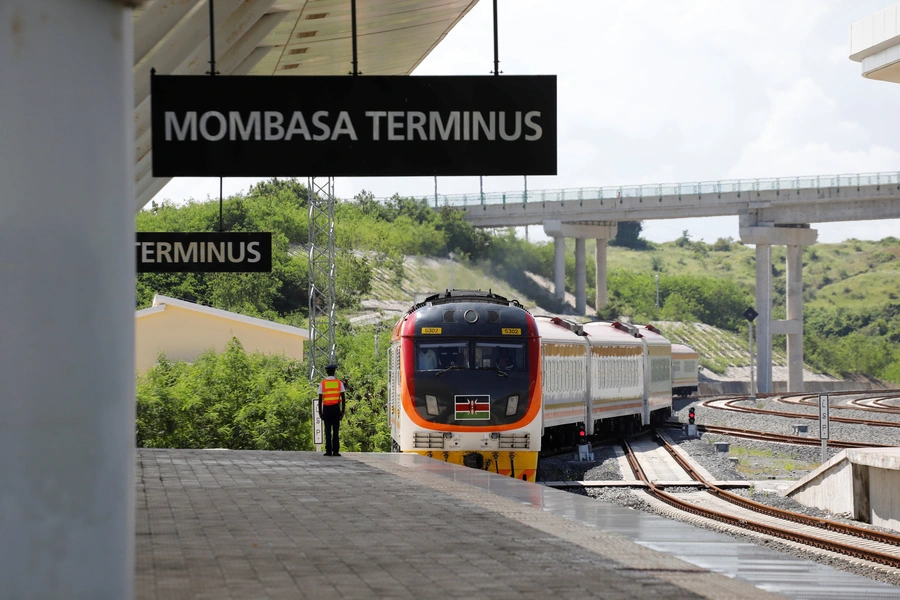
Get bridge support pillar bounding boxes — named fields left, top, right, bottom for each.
left=786, top=244, right=804, bottom=392
left=596, top=238, right=608, bottom=311
left=755, top=243, right=773, bottom=393
left=544, top=221, right=617, bottom=315
left=553, top=234, right=566, bottom=301
left=575, top=239, right=586, bottom=315
left=741, top=223, right=817, bottom=394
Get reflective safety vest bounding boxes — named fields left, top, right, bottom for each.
left=321, top=379, right=343, bottom=406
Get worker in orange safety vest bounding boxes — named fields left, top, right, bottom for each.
left=318, top=363, right=346, bottom=456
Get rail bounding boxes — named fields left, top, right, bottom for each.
left=700, top=396, right=900, bottom=429
left=692, top=424, right=891, bottom=448
left=623, top=434, right=900, bottom=568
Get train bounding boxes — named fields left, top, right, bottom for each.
left=388, top=290, right=699, bottom=481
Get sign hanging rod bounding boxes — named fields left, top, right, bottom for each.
left=207, top=0, right=224, bottom=230
left=493, top=0, right=500, bottom=75
left=351, top=0, right=359, bottom=76
left=207, top=0, right=218, bottom=76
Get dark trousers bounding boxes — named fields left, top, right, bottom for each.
left=322, top=403, right=342, bottom=454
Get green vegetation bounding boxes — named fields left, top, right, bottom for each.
left=609, top=221, right=649, bottom=249
left=136, top=338, right=313, bottom=450
left=727, top=446, right=817, bottom=477
left=137, top=179, right=373, bottom=323
left=135, top=181, right=900, bottom=452
left=136, top=329, right=392, bottom=452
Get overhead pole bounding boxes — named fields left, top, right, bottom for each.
left=307, top=178, right=337, bottom=380
left=309, top=0, right=360, bottom=380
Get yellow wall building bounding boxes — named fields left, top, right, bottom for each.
left=135, top=294, right=308, bottom=373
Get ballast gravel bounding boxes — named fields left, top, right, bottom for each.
left=537, top=393, right=900, bottom=586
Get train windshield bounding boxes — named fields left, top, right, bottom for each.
left=416, top=342, right=470, bottom=371
left=475, top=342, right=525, bottom=372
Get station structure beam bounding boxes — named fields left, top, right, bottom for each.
left=134, top=4, right=285, bottom=211
left=134, top=0, right=203, bottom=65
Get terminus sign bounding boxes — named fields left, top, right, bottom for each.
left=151, top=74, right=557, bottom=177
left=136, top=232, right=272, bottom=273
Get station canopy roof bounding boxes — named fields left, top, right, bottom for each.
left=133, top=0, right=479, bottom=209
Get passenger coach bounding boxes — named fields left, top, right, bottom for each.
left=671, top=343, right=700, bottom=397
left=536, top=318, right=674, bottom=446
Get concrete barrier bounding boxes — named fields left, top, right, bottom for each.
left=785, top=448, right=900, bottom=530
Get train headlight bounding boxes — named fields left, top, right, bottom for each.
left=425, top=395, right=439, bottom=415
left=505, top=395, right=519, bottom=416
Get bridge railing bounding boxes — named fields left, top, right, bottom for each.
left=375, top=171, right=900, bottom=209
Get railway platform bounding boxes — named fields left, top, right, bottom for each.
left=136, top=449, right=899, bottom=599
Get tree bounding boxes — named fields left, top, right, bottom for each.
left=437, top=206, right=492, bottom=259
left=611, top=221, right=647, bottom=249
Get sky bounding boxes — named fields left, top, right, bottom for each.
left=153, top=0, right=900, bottom=244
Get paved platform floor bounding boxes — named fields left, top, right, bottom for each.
left=135, top=450, right=898, bottom=599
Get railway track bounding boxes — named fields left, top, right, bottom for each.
left=775, top=390, right=900, bottom=415
left=623, top=434, right=900, bottom=569
left=688, top=423, right=892, bottom=448
left=701, top=397, right=900, bottom=428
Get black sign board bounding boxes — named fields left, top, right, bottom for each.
left=743, top=307, right=759, bottom=322
left=136, top=232, right=272, bottom=273
left=151, top=74, right=557, bottom=177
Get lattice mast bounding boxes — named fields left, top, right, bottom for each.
left=307, top=177, right=336, bottom=380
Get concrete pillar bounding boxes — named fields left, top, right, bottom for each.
left=553, top=236, right=566, bottom=300
left=742, top=222, right=817, bottom=394
left=575, top=238, right=586, bottom=315
left=595, top=238, right=608, bottom=311
left=545, top=221, right=617, bottom=313
left=786, top=244, right=803, bottom=392
left=0, top=1, right=135, bottom=597
left=755, top=244, right=773, bottom=393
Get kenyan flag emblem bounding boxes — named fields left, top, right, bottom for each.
left=455, top=395, right=490, bottom=420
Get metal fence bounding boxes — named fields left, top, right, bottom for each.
left=374, top=171, right=900, bottom=209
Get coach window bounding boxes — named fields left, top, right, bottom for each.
left=417, top=341, right=469, bottom=371
left=475, top=342, right=525, bottom=371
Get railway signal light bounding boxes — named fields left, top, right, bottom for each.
left=578, top=425, right=586, bottom=438
left=688, top=408, right=696, bottom=425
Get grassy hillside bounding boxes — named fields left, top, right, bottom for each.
left=137, top=183, right=900, bottom=382
left=584, top=235, right=900, bottom=317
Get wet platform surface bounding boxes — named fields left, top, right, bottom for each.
left=136, top=449, right=900, bottom=599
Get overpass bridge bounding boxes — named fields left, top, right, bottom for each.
left=381, top=171, right=900, bottom=394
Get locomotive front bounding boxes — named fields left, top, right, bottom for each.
left=388, top=291, right=542, bottom=481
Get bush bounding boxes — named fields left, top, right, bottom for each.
left=136, top=323, right=395, bottom=453
left=136, top=338, right=315, bottom=450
